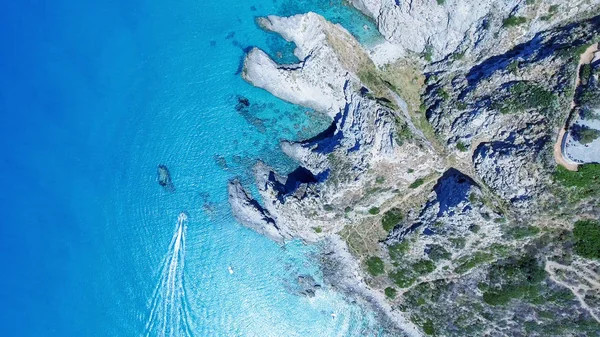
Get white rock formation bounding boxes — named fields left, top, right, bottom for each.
left=351, top=0, right=598, bottom=61
left=242, top=12, right=375, bottom=116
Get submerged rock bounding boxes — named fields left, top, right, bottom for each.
left=296, top=274, right=321, bottom=297
left=235, top=95, right=250, bottom=111
left=157, top=164, right=175, bottom=192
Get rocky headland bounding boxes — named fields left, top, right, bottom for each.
left=230, top=2, right=600, bottom=336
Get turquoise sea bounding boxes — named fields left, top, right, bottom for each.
left=0, top=0, right=385, bottom=336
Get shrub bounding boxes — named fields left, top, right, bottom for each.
left=323, top=204, right=333, bottom=211
left=456, top=142, right=468, bottom=152
left=395, top=119, right=413, bottom=145
left=388, top=241, right=411, bottom=261
left=423, top=320, right=435, bottom=335
left=503, top=16, right=527, bottom=27
left=412, top=259, right=436, bottom=275
left=450, top=237, right=466, bottom=249
left=572, top=125, right=600, bottom=145
left=455, top=252, right=494, bottom=274
left=409, top=178, right=425, bottom=189
left=368, top=207, right=380, bottom=215
left=506, top=226, right=540, bottom=239
left=507, top=60, right=520, bottom=73
left=439, top=88, right=450, bottom=101
left=313, top=227, right=322, bottom=233
left=573, top=219, right=600, bottom=259
left=382, top=208, right=403, bottom=232
left=422, top=45, right=434, bottom=62
left=497, top=82, right=557, bottom=114
left=580, top=64, right=592, bottom=84
left=389, top=269, right=415, bottom=288
left=436, top=0, right=445, bottom=5
left=385, top=287, right=397, bottom=298
left=428, top=245, right=451, bottom=261
left=366, top=256, right=385, bottom=276
left=482, top=255, right=545, bottom=305
left=554, top=164, right=600, bottom=188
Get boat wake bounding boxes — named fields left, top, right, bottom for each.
left=144, top=212, right=193, bottom=337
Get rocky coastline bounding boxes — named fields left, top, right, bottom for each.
left=230, top=2, right=600, bottom=336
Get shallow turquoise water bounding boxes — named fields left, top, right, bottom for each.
left=0, top=0, right=384, bottom=336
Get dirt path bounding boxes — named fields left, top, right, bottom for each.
left=545, top=260, right=600, bottom=323
left=554, top=43, right=599, bottom=171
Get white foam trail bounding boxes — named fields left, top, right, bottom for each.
left=143, top=213, right=193, bottom=337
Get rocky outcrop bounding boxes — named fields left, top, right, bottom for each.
left=351, top=0, right=598, bottom=62
left=230, top=6, right=600, bottom=336
left=386, top=168, right=503, bottom=262
left=473, top=127, right=550, bottom=205
left=420, top=15, right=600, bottom=206
left=242, top=13, right=370, bottom=116
left=227, top=179, right=288, bottom=243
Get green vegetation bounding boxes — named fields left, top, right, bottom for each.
left=470, top=224, right=481, bottom=233
left=542, top=4, right=559, bottom=20
left=389, top=269, right=415, bottom=288
left=438, top=88, right=450, bottom=101
left=385, top=287, right=397, bottom=299
left=409, top=178, right=425, bottom=189
left=422, top=45, right=434, bottom=62
left=344, top=206, right=352, bottom=213
left=450, top=237, right=466, bottom=249
left=388, top=240, right=410, bottom=261
left=368, top=207, right=380, bottom=215
left=456, top=141, right=468, bottom=152
left=455, top=252, right=494, bottom=274
left=366, top=256, right=385, bottom=276
left=573, top=219, right=600, bottom=259
left=506, top=225, right=540, bottom=240
left=554, top=164, right=600, bottom=201
left=507, top=60, right=519, bottom=73
left=482, top=255, right=545, bottom=306
left=436, top=0, right=445, bottom=5
left=375, top=176, right=385, bottom=184
left=573, top=126, right=600, bottom=144
left=502, top=16, right=527, bottom=28
left=581, top=64, right=592, bottom=84
left=453, top=51, right=465, bottom=60
left=423, top=319, right=435, bottom=335
left=389, top=259, right=436, bottom=288
left=428, top=245, right=451, bottom=261
left=412, top=259, right=436, bottom=274
left=323, top=204, right=333, bottom=211
left=395, top=119, right=414, bottom=146
left=313, top=226, right=322, bottom=233
left=381, top=208, right=403, bottom=232
left=581, top=107, right=599, bottom=119
left=495, top=82, right=557, bottom=114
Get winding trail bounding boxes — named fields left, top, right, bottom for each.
left=554, top=43, right=599, bottom=171
left=545, top=260, right=600, bottom=323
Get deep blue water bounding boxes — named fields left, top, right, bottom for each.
left=0, top=0, right=384, bottom=336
